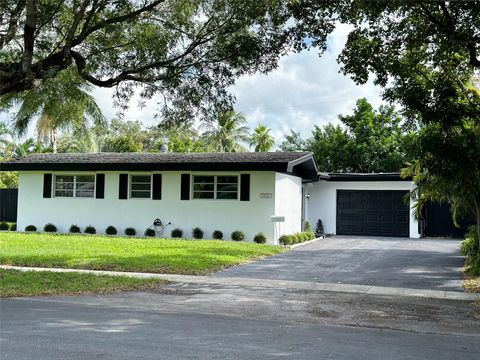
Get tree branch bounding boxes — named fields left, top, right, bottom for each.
left=467, top=43, right=480, bottom=68
left=73, top=0, right=166, bottom=46
left=22, top=0, right=37, bottom=73
left=0, top=0, right=27, bottom=50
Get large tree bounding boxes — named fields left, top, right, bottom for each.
left=280, top=99, right=409, bottom=173
left=0, top=1, right=308, bottom=124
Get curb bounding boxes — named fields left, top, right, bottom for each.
left=2, top=265, right=479, bottom=301
left=288, top=236, right=324, bottom=249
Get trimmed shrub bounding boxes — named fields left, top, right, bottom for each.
left=9, top=223, right=16, bottom=231
left=304, top=221, right=312, bottom=232
left=84, top=225, right=96, bottom=234
left=279, top=231, right=315, bottom=246
left=279, top=235, right=289, bottom=245
left=171, top=228, right=183, bottom=238
left=461, top=226, right=479, bottom=258
left=144, top=228, right=156, bottom=237
left=231, top=230, right=245, bottom=242
left=253, top=232, right=267, bottom=244
left=25, top=225, right=37, bottom=232
left=0, top=222, right=9, bottom=230
left=125, top=227, right=136, bottom=236
left=461, top=226, right=479, bottom=275
left=291, top=234, right=300, bottom=244
left=192, top=227, right=203, bottom=239
left=44, top=223, right=57, bottom=233
left=315, top=219, right=324, bottom=236
left=69, top=224, right=81, bottom=233
left=106, top=226, right=117, bottom=235
left=212, top=230, right=223, bottom=240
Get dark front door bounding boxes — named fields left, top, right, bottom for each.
left=336, top=190, right=410, bottom=237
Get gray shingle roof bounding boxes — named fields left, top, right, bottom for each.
left=0, top=152, right=318, bottom=179
left=2, top=151, right=311, bottom=165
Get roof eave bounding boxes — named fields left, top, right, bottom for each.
left=0, top=162, right=290, bottom=172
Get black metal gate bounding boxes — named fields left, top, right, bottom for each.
left=0, top=188, right=18, bottom=222
left=336, top=190, right=410, bottom=237
left=421, top=201, right=475, bottom=238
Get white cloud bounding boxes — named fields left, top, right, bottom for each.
left=231, top=24, right=382, bottom=141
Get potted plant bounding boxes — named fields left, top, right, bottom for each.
left=315, top=219, right=324, bottom=238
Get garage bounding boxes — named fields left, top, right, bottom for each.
left=336, top=190, right=410, bottom=237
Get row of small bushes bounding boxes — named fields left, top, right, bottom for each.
left=171, top=227, right=267, bottom=243
left=0, top=222, right=16, bottom=231
left=24, top=223, right=155, bottom=237
left=22, top=223, right=267, bottom=243
left=279, top=231, right=316, bottom=246
left=461, top=225, right=480, bottom=275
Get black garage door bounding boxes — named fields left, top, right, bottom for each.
left=337, top=190, right=410, bottom=237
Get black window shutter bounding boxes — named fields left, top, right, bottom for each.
left=240, top=174, right=250, bottom=201
left=96, top=174, right=105, bottom=199
left=43, top=174, right=52, bottom=198
left=119, top=174, right=128, bottom=199
left=180, top=174, right=190, bottom=200
left=152, top=174, right=162, bottom=200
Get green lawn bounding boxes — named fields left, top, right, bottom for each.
left=0, top=233, right=285, bottom=275
left=0, top=269, right=166, bottom=297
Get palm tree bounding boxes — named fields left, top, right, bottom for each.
left=250, top=124, right=275, bottom=152
left=0, top=122, right=12, bottom=155
left=201, top=111, right=250, bottom=152
left=8, top=138, right=44, bottom=158
left=0, top=68, right=105, bottom=152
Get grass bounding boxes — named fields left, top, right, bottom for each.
left=0, top=269, right=166, bottom=297
left=0, top=232, right=285, bottom=275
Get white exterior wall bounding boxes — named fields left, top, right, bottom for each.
left=305, top=180, right=420, bottom=238
left=273, top=173, right=303, bottom=242
left=17, top=171, right=281, bottom=243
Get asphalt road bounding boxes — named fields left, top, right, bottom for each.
left=216, top=236, right=465, bottom=291
left=1, top=296, right=479, bottom=360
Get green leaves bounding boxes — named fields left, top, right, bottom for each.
left=0, top=0, right=314, bottom=125
left=201, top=111, right=250, bottom=152
left=280, top=99, right=408, bottom=173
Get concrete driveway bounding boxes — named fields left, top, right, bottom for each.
left=215, top=236, right=465, bottom=291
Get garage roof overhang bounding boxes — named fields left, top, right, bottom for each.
left=318, top=172, right=412, bottom=182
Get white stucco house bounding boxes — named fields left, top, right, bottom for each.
left=0, top=152, right=420, bottom=243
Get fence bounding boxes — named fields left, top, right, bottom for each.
left=0, top=188, right=18, bottom=222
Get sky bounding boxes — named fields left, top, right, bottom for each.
left=2, top=24, right=383, bottom=143
left=92, top=23, right=383, bottom=143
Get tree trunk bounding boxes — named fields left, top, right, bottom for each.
left=50, top=128, right=57, bottom=153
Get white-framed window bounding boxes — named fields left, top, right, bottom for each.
left=54, top=174, right=95, bottom=198
left=130, top=175, right=152, bottom=199
left=193, top=175, right=238, bottom=200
